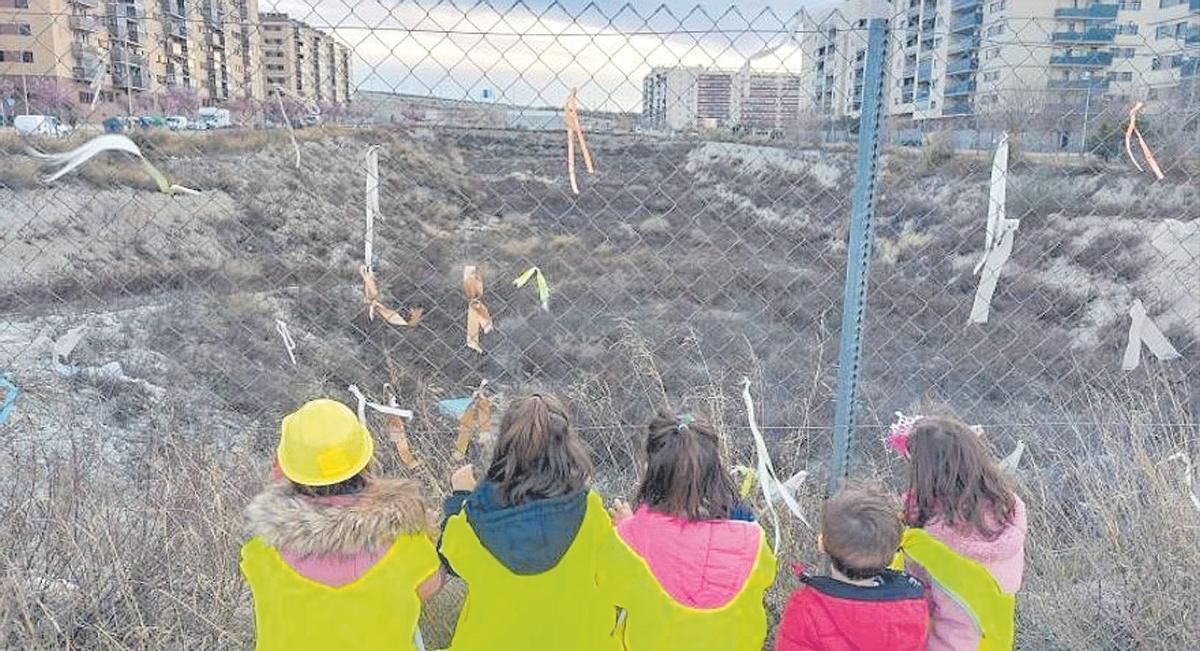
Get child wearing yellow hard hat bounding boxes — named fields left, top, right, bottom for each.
left=240, top=398, right=443, bottom=651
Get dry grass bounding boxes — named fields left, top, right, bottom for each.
left=1, top=127, right=1196, bottom=649
left=1, top=361, right=1195, bottom=650
left=0, top=156, right=40, bottom=188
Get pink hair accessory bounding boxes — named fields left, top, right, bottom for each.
left=885, top=412, right=920, bottom=459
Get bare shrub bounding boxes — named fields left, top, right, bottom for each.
left=917, top=130, right=956, bottom=173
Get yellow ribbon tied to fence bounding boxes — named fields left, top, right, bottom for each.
left=564, top=88, right=595, bottom=195
left=463, top=266, right=493, bottom=353
left=1124, top=101, right=1164, bottom=181
left=454, top=381, right=492, bottom=460
left=513, top=266, right=550, bottom=311
left=360, top=265, right=422, bottom=328
left=30, top=134, right=199, bottom=196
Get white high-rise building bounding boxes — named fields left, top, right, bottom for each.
left=641, top=65, right=802, bottom=131
left=797, top=0, right=892, bottom=119
left=796, top=0, right=1198, bottom=123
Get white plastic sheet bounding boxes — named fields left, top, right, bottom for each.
left=1121, top=299, right=1181, bottom=370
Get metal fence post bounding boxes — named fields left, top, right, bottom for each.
left=829, top=18, right=889, bottom=495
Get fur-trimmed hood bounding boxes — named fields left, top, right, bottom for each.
left=245, top=479, right=432, bottom=556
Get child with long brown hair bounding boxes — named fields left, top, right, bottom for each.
left=889, top=415, right=1027, bottom=650
left=438, top=393, right=624, bottom=650
left=600, top=413, right=776, bottom=650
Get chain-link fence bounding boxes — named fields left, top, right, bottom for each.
left=1, top=1, right=1197, bottom=648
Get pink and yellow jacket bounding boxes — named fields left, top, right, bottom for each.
left=615, top=505, right=764, bottom=608
left=602, top=504, right=775, bottom=650
left=244, top=479, right=443, bottom=597
left=906, top=497, right=1027, bottom=650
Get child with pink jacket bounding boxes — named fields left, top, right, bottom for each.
left=890, top=415, right=1027, bottom=650
left=604, top=413, right=775, bottom=650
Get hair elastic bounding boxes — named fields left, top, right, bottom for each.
left=675, top=414, right=694, bottom=432
left=885, top=412, right=921, bottom=459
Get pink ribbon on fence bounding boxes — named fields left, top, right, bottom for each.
left=1124, top=102, right=1164, bottom=181
left=564, top=89, right=595, bottom=195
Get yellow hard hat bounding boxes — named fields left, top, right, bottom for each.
left=277, top=399, right=374, bottom=486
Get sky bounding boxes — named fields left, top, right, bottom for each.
left=263, top=0, right=839, bottom=110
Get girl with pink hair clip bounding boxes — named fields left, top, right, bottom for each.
left=886, top=414, right=1027, bottom=651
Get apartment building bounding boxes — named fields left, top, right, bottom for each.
left=191, top=0, right=264, bottom=104
left=642, top=65, right=802, bottom=131
left=0, top=1, right=363, bottom=116
left=1138, top=0, right=1200, bottom=103
left=799, top=0, right=1198, bottom=123
left=1, top=0, right=135, bottom=106
left=261, top=12, right=351, bottom=106
left=798, top=0, right=891, bottom=119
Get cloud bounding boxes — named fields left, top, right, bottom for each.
left=262, top=0, right=813, bottom=109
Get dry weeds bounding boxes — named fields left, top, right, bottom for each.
left=1, top=127, right=1196, bottom=649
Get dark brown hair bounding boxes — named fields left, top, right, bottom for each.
left=634, top=413, right=739, bottom=521
left=905, top=416, right=1017, bottom=539
left=485, top=394, right=592, bottom=506
left=822, top=483, right=903, bottom=580
left=292, top=471, right=368, bottom=498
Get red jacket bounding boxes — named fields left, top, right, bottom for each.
left=776, top=566, right=929, bottom=651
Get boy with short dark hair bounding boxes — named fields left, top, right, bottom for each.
left=775, top=483, right=929, bottom=650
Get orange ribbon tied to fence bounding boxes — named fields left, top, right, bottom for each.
left=463, top=266, right=493, bottom=352
left=384, top=384, right=422, bottom=469
left=454, top=381, right=493, bottom=460
left=360, top=264, right=422, bottom=327
left=1124, top=101, right=1164, bottom=181
left=564, top=88, right=595, bottom=195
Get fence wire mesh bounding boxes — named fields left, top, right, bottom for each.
left=1, top=1, right=1198, bottom=648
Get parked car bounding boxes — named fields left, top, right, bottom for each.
left=197, top=107, right=232, bottom=129
left=102, top=116, right=125, bottom=134
left=14, top=114, right=71, bottom=137
left=137, top=115, right=167, bottom=129
left=165, top=115, right=189, bottom=131
left=300, top=114, right=322, bottom=128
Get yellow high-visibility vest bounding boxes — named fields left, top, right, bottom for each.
left=598, top=527, right=776, bottom=651
left=240, top=533, right=439, bottom=651
left=439, top=490, right=624, bottom=651
left=897, top=527, right=1015, bottom=651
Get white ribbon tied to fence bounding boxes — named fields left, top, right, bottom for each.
left=1167, top=452, right=1200, bottom=514
left=89, top=67, right=105, bottom=111
left=741, top=377, right=811, bottom=555
left=998, top=440, right=1026, bottom=473
left=1121, top=299, right=1181, bottom=370
left=348, top=384, right=414, bottom=425
left=970, top=132, right=1018, bottom=324
left=274, top=319, right=297, bottom=366
left=364, top=144, right=381, bottom=270
left=271, top=84, right=320, bottom=170
left=30, top=134, right=200, bottom=196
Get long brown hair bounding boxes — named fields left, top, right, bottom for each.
left=905, top=416, right=1016, bottom=539
left=634, top=413, right=739, bottom=520
left=484, top=394, right=592, bottom=506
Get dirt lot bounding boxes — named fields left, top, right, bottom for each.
left=0, top=126, right=1197, bottom=648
